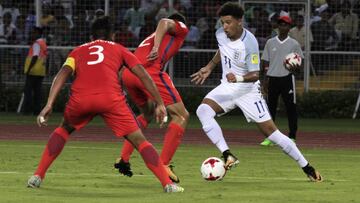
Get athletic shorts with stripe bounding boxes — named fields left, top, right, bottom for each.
left=64, top=93, right=140, bottom=137
left=121, top=67, right=182, bottom=107
left=205, top=81, right=272, bottom=123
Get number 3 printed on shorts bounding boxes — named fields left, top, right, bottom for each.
left=87, top=45, right=104, bottom=65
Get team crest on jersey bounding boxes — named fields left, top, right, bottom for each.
left=234, top=49, right=240, bottom=60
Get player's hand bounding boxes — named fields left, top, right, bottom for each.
left=284, top=62, right=300, bottom=72
left=147, top=47, right=159, bottom=61
left=190, top=67, right=211, bottom=85
left=37, top=105, right=52, bottom=127
left=226, top=73, right=236, bottom=83
left=154, top=103, right=167, bottom=128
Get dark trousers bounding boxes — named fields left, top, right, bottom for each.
left=23, top=75, right=44, bottom=115
left=267, top=74, right=298, bottom=139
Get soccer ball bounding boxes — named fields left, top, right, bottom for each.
left=200, top=157, right=226, bottom=181
left=284, top=52, right=302, bottom=70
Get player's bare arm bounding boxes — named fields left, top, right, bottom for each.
left=37, top=66, right=73, bottom=127
left=191, top=50, right=221, bottom=85
left=147, top=19, right=176, bottom=61
left=226, top=71, right=260, bottom=83
left=130, top=64, right=167, bottom=126
left=26, top=56, right=38, bottom=74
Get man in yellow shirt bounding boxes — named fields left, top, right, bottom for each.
left=23, top=26, right=48, bottom=115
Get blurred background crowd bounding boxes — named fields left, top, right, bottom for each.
left=1, top=0, right=359, bottom=51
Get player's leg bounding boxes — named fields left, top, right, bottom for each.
left=237, top=86, right=322, bottom=182
left=125, top=130, right=184, bottom=192
left=260, top=76, right=281, bottom=146
left=116, top=100, right=154, bottom=176
left=116, top=68, right=153, bottom=174
left=28, top=97, right=95, bottom=188
left=28, top=122, right=75, bottom=188
left=280, top=74, right=298, bottom=141
left=160, top=101, right=189, bottom=182
left=196, top=84, right=239, bottom=169
left=257, top=120, right=322, bottom=182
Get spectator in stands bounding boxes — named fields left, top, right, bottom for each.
left=289, top=15, right=313, bottom=50
left=196, top=2, right=221, bottom=36
left=183, top=17, right=200, bottom=48
left=124, top=0, right=146, bottom=39
left=114, top=22, right=136, bottom=47
left=20, top=3, right=36, bottom=38
left=0, top=12, right=16, bottom=44
left=23, top=27, right=47, bottom=115
left=71, top=9, right=90, bottom=45
left=138, top=14, right=156, bottom=41
left=269, top=12, right=279, bottom=38
left=14, top=15, right=27, bottom=45
left=248, top=7, right=272, bottom=49
left=197, top=17, right=218, bottom=49
left=311, top=9, right=338, bottom=51
left=311, top=9, right=338, bottom=74
left=0, top=1, right=20, bottom=25
left=328, top=0, right=358, bottom=51
left=95, top=8, right=105, bottom=19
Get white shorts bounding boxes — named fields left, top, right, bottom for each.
left=205, top=81, right=272, bottom=123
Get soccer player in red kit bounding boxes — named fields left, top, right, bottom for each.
left=114, top=13, right=189, bottom=183
left=27, top=16, right=184, bottom=193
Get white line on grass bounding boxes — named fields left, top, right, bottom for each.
left=0, top=171, right=348, bottom=182
left=1, top=143, right=360, bottom=158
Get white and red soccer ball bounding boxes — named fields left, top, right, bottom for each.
left=284, top=52, right=302, bottom=70
left=200, top=157, right=226, bottom=181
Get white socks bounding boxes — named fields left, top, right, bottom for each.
left=268, top=130, right=308, bottom=167
left=196, top=104, right=229, bottom=153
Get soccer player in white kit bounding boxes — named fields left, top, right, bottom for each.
left=191, top=2, right=322, bottom=182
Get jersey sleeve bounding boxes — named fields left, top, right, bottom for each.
left=246, top=36, right=260, bottom=72
left=294, top=42, right=304, bottom=58
left=62, top=48, right=78, bottom=71
left=120, top=45, right=142, bottom=68
left=173, top=21, right=189, bottom=38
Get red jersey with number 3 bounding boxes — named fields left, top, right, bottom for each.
left=66, top=39, right=141, bottom=95
left=134, top=20, right=188, bottom=71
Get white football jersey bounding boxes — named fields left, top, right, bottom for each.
left=216, top=28, right=246, bottom=83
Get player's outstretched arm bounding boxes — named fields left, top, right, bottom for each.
left=147, top=18, right=176, bottom=61
left=37, top=66, right=73, bottom=127
left=190, top=50, right=220, bottom=85
left=130, top=65, right=167, bottom=126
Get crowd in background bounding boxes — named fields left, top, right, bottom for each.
left=1, top=0, right=360, bottom=51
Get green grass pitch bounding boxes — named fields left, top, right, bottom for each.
left=0, top=140, right=360, bottom=203
left=0, top=113, right=360, bottom=202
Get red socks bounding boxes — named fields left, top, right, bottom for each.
left=160, top=123, right=184, bottom=165
left=138, top=141, right=172, bottom=187
left=120, top=115, right=149, bottom=162
left=34, top=127, right=69, bottom=179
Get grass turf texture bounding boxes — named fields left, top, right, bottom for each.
left=0, top=141, right=360, bottom=203
left=0, top=113, right=359, bottom=202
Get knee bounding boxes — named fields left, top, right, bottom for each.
left=196, top=104, right=215, bottom=121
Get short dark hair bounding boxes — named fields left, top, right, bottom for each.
left=168, top=12, right=187, bottom=25
left=219, top=2, right=244, bottom=19
left=33, top=26, right=43, bottom=36
left=91, top=16, right=113, bottom=40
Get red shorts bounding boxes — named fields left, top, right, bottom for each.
left=121, top=67, right=182, bottom=107
left=64, top=93, right=139, bottom=137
